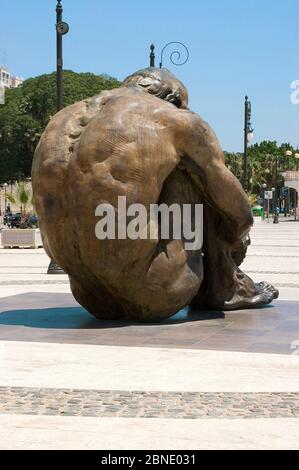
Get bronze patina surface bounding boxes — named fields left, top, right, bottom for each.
left=32, top=68, right=278, bottom=321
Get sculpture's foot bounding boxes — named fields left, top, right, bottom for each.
left=47, top=259, right=65, bottom=275
left=223, top=280, right=279, bottom=311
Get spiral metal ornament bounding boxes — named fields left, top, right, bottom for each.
left=159, top=41, right=189, bottom=69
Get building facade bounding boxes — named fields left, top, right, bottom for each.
left=283, top=171, right=299, bottom=218
left=0, top=66, right=23, bottom=89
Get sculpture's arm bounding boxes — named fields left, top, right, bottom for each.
left=175, top=111, right=253, bottom=241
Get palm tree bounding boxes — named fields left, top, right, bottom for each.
left=6, top=182, right=33, bottom=215
left=247, top=192, right=258, bottom=208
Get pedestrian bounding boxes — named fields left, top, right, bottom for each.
left=6, top=203, right=12, bottom=216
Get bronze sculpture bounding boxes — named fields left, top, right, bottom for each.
left=32, top=68, right=278, bottom=321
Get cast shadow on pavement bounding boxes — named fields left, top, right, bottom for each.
left=0, top=299, right=225, bottom=330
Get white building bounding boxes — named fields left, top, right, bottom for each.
left=0, top=66, right=23, bottom=89
left=10, top=75, right=23, bottom=88
left=0, top=66, right=10, bottom=88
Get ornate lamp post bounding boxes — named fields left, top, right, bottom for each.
left=273, top=156, right=280, bottom=224
left=262, top=183, right=267, bottom=220
left=242, top=96, right=254, bottom=192
left=48, top=1, right=69, bottom=275
left=285, top=149, right=299, bottom=170
left=285, top=149, right=292, bottom=171
left=3, top=183, right=8, bottom=214
left=159, top=42, right=189, bottom=69
left=149, top=42, right=189, bottom=69
left=271, top=186, right=277, bottom=223
left=56, top=0, right=69, bottom=111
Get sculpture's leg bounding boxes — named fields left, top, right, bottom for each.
left=191, top=204, right=279, bottom=311
left=175, top=115, right=279, bottom=310
left=69, top=167, right=204, bottom=323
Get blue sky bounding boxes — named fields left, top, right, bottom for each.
left=0, top=0, right=298, bottom=151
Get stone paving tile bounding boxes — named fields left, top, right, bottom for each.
left=0, top=295, right=299, bottom=354
left=0, top=387, right=298, bottom=419
left=0, top=280, right=69, bottom=286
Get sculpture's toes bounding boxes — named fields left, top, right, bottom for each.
left=256, top=281, right=279, bottom=300
left=222, top=280, right=279, bottom=311
left=251, top=283, right=279, bottom=307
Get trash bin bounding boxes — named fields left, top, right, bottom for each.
left=252, top=205, right=263, bottom=217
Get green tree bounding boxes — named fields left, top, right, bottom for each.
left=224, top=151, right=243, bottom=180
left=225, top=141, right=297, bottom=197
left=247, top=141, right=296, bottom=194
left=0, top=71, right=121, bottom=184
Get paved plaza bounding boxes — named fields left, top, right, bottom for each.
left=0, top=218, right=298, bottom=449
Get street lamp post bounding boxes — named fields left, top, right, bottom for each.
left=271, top=186, right=277, bottom=223
left=56, top=0, right=63, bottom=111
left=243, top=96, right=254, bottom=192
left=264, top=186, right=275, bottom=224
left=48, top=1, right=69, bottom=275
left=56, top=0, right=69, bottom=111
left=283, top=187, right=290, bottom=217
left=285, top=149, right=292, bottom=171
left=3, top=183, right=8, bottom=214
left=273, top=157, right=279, bottom=224
left=262, top=183, right=267, bottom=220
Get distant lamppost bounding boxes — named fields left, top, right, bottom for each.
left=261, top=183, right=275, bottom=223
left=242, top=96, right=254, bottom=192
left=272, top=156, right=280, bottom=224
left=285, top=149, right=299, bottom=170
left=271, top=186, right=278, bottom=224
left=48, top=1, right=69, bottom=275
left=285, top=149, right=293, bottom=171
left=3, top=183, right=8, bottom=213
left=264, top=185, right=275, bottom=224
left=262, top=183, right=267, bottom=220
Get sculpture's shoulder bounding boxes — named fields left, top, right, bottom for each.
left=32, top=88, right=121, bottom=168
left=44, top=88, right=122, bottom=134
left=171, top=107, right=221, bottom=148
left=170, top=107, right=209, bottom=130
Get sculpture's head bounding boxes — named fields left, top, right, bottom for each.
left=122, top=67, right=189, bottom=109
